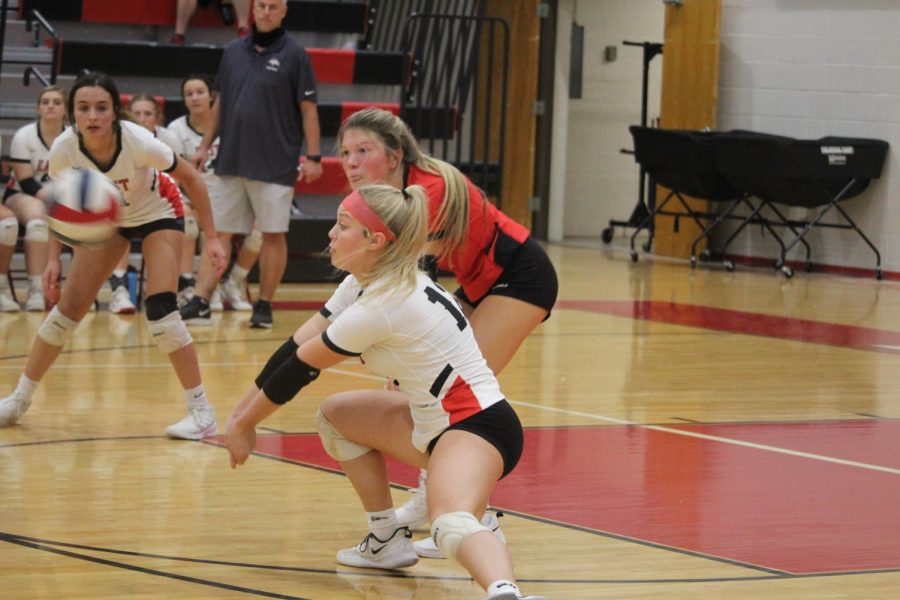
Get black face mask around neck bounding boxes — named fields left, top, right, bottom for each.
left=252, top=25, right=285, bottom=47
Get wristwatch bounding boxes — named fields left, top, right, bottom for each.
left=306, top=154, right=322, bottom=163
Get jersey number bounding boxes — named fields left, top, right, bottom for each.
left=424, top=285, right=467, bottom=397
left=424, top=285, right=467, bottom=331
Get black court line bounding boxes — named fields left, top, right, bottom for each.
left=198, top=438, right=796, bottom=576
left=34, top=434, right=775, bottom=576
left=0, top=335, right=286, bottom=362
left=3, top=531, right=898, bottom=586
left=0, top=532, right=309, bottom=599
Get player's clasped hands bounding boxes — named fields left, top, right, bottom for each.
left=224, top=419, right=257, bottom=469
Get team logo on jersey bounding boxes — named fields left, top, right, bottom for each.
left=266, top=58, right=281, bottom=72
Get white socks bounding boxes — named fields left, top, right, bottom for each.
left=486, top=580, right=521, bottom=598
left=16, top=374, right=38, bottom=399
left=230, top=265, right=248, bottom=284
left=184, top=384, right=209, bottom=409
left=366, top=508, right=400, bottom=539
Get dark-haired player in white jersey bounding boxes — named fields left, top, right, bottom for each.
left=169, top=74, right=258, bottom=313
left=224, top=184, right=547, bottom=600
left=0, top=72, right=227, bottom=440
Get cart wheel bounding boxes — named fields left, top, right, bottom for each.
left=630, top=250, right=638, bottom=263
left=699, top=250, right=711, bottom=262
left=690, top=256, right=697, bottom=269
left=601, top=228, right=614, bottom=244
left=723, top=260, right=735, bottom=272
left=781, top=265, right=794, bottom=278
left=876, top=269, right=884, bottom=281
left=642, top=240, right=652, bottom=252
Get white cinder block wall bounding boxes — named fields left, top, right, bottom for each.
left=559, top=0, right=665, bottom=240
left=558, top=0, right=899, bottom=274
left=716, top=0, right=900, bottom=272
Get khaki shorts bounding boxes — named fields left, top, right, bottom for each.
left=211, top=176, right=294, bottom=234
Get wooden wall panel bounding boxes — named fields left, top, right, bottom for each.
left=654, top=0, right=721, bottom=259
left=484, top=0, right=541, bottom=228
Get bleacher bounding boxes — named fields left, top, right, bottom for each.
left=0, top=0, right=506, bottom=282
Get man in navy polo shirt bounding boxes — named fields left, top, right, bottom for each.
left=183, top=0, right=322, bottom=329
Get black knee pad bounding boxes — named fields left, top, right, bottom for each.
left=145, top=291, right=179, bottom=321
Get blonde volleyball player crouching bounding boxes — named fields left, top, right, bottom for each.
left=0, top=72, right=227, bottom=439
left=224, top=184, right=546, bottom=600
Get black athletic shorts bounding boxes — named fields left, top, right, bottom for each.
left=455, top=236, right=558, bottom=318
left=427, top=399, right=524, bottom=479
left=118, top=217, right=184, bottom=241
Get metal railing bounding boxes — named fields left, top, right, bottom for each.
left=400, top=12, right=509, bottom=204
left=368, top=0, right=484, bottom=51
left=24, top=8, right=60, bottom=83
left=23, top=64, right=49, bottom=86
left=0, top=2, right=61, bottom=85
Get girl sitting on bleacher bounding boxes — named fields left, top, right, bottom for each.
left=1, top=86, right=67, bottom=312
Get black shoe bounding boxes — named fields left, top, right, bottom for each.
left=249, top=300, right=272, bottom=329
left=108, top=273, right=128, bottom=291
left=218, top=1, right=236, bottom=25
left=180, top=296, right=212, bottom=326
left=178, top=274, right=196, bottom=292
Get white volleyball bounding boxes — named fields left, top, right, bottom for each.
left=47, top=168, right=123, bottom=244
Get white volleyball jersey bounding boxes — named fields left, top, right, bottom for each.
left=323, top=272, right=505, bottom=452
left=7, top=122, right=53, bottom=192
left=167, top=116, right=220, bottom=183
left=50, top=121, right=179, bottom=227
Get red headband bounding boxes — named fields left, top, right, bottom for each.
left=340, top=191, right=396, bottom=241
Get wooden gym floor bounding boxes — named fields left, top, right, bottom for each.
left=1, top=241, right=898, bottom=599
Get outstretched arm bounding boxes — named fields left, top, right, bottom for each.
left=225, top=315, right=345, bottom=467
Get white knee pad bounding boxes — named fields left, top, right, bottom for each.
left=148, top=311, right=193, bottom=354
left=0, top=217, right=17, bottom=246
left=431, top=511, right=490, bottom=562
left=24, top=219, right=49, bottom=243
left=242, top=229, right=263, bottom=253
left=315, top=407, right=371, bottom=461
left=37, top=306, right=79, bottom=347
left=183, top=215, right=199, bottom=241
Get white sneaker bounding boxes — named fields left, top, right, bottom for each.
left=336, top=527, right=419, bottom=569
left=484, top=591, right=548, bottom=600
left=396, top=470, right=429, bottom=530
left=414, top=511, right=506, bottom=559
left=108, top=286, right=136, bottom=315
left=165, top=405, right=217, bottom=440
left=210, top=288, right=224, bottom=312
left=222, top=276, right=252, bottom=311
left=0, top=390, right=32, bottom=426
left=0, top=289, right=20, bottom=312
left=24, top=287, right=45, bottom=312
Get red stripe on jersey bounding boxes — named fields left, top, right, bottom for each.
left=442, top=376, right=483, bottom=425
left=158, top=172, right=184, bottom=218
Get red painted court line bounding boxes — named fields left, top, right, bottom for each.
left=559, top=300, right=900, bottom=352
left=251, top=421, right=900, bottom=574
left=271, top=298, right=900, bottom=353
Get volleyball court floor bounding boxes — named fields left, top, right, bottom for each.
left=1, top=242, right=898, bottom=598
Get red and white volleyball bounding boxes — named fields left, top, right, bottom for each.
left=47, top=168, right=122, bottom=244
